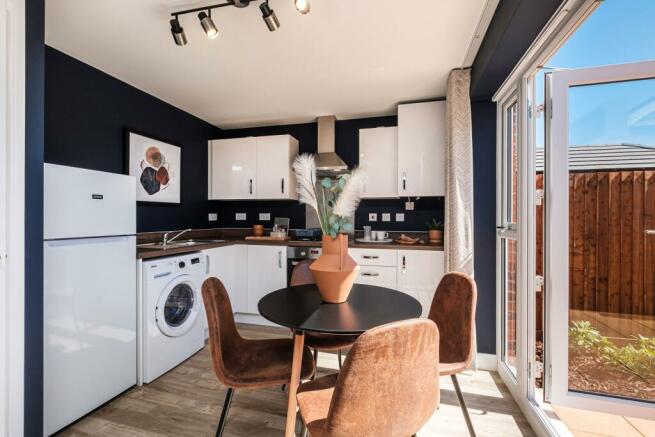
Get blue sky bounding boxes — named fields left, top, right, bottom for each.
left=536, top=0, right=655, bottom=147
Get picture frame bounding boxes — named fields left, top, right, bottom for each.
left=125, top=129, right=182, bottom=205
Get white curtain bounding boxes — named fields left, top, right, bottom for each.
left=444, top=68, right=476, bottom=366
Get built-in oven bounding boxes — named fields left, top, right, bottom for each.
left=286, top=246, right=321, bottom=286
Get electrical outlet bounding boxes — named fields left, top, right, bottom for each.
left=382, top=213, right=391, bottom=222
left=368, top=213, right=378, bottom=222
left=208, top=213, right=218, bottom=222
left=405, top=201, right=415, bottom=211
left=235, top=213, right=247, bottom=221
left=396, top=213, right=405, bottom=222
left=259, top=213, right=271, bottom=221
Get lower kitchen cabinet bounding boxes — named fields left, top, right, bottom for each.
left=204, top=245, right=248, bottom=313
left=397, top=250, right=444, bottom=317
left=355, top=265, right=397, bottom=289
left=246, top=245, right=287, bottom=313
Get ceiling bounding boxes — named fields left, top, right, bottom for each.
left=46, top=0, right=493, bottom=128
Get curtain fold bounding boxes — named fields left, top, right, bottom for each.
left=445, top=68, right=476, bottom=366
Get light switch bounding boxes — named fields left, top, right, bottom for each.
left=235, top=213, right=247, bottom=221
left=382, top=213, right=391, bottom=222
left=208, top=213, right=218, bottom=222
left=259, top=213, right=271, bottom=221
left=395, top=213, right=405, bottom=222
left=368, top=213, right=378, bottom=222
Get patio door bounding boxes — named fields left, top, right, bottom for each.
left=497, top=92, right=522, bottom=394
left=546, top=61, right=655, bottom=418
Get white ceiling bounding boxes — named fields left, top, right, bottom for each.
left=46, top=0, right=491, bottom=128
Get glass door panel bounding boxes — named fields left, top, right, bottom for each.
left=547, top=61, right=655, bottom=418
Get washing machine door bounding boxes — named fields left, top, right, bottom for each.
left=156, top=275, right=200, bottom=337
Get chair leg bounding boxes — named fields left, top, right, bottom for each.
left=337, top=349, right=342, bottom=369
left=451, top=374, right=476, bottom=437
left=216, top=388, right=234, bottom=437
left=312, top=348, right=319, bottom=380
left=300, top=421, right=309, bottom=437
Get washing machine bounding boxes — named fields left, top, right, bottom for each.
left=139, top=252, right=207, bottom=384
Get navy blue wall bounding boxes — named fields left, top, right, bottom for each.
left=25, top=0, right=45, bottom=435
left=218, top=117, right=444, bottom=231
left=471, top=100, right=497, bottom=354
left=45, top=46, right=222, bottom=232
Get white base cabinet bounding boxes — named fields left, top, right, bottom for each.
left=246, top=245, right=286, bottom=313
left=397, top=250, right=444, bottom=318
left=204, top=245, right=248, bottom=313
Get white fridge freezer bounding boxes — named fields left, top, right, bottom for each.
left=43, top=164, right=137, bottom=436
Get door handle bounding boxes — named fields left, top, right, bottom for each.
left=402, top=256, right=406, bottom=274
left=362, top=272, right=380, bottom=277
left=281, top=178, right=285, bottom=194
left=249, top=179, right=253, bottom=195
left=278, top=251, right=282, bottom=268
left=362, top=255, right=379, bottom=260
left=402, top=173, right=407, bottom=191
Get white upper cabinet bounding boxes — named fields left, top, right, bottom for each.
left=397, top=101, right=446, bottom=197
left=256, top=135, right=299, bottom=200
left=208, top=137, right=257, bottom=200
left=358, top=127, right=398, bottom=198
left=208, top=134, right=298, bottom=200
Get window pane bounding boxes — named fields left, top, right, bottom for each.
left=503, top=238, right=518, bottom=377
left=567, top=80, right=655, bottom=402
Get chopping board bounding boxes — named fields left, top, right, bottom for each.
left=244, top=236, right=289, bottom=241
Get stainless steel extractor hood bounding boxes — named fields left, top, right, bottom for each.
left=315, top=116, right=348, bottom=176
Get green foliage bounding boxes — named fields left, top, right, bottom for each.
left=426, top=218, right=444, bottom=231
left=317, top=174, right=354, bottom=238
left=569, top=320, right=655, bottom=381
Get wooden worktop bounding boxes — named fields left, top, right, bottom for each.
left=136, top=228, right=443, bottom=259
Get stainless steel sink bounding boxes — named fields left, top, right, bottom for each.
left=137, top=239, right=225, bottom=250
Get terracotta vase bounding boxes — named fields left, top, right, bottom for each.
left=310, top=234, right=359, bottom=303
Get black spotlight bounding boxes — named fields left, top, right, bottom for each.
left=170, top=18, right=187, bottom=46
left=198, top=11, right=219, bottom=39
left=260, top=1, right=280, bottom=32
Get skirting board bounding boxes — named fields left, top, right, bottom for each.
left=476, top=353, right=497, bottom=371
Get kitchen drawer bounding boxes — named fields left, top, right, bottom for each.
left=349, top=248, right=397, bottom=266
left=355, top=266, right=397, bottom=289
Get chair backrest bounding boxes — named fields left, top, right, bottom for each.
left=428, top=272, right=477, bottom=365
left=201, top=277, right=243, bottom=385
left=323, top=319, right=439, bottom=436
left=290, top=259, right=316, bottom=287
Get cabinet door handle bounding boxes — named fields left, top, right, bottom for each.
left=362, top=272, right=380, bottom=277
left=278, top=251, right=282, bottom=268
left=249, top=179, right=253, bottom=195
left=281, top=178, right=285, bottom=194
left=205, top=254, right=210, bottom=274
left=362, top=255, right=379, bottom=260
left=401, top=172, right=407, bottom=191
left=402, top=255, right=406, bottom=274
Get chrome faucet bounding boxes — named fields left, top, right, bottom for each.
left=162, top=229, right=192, bottom=249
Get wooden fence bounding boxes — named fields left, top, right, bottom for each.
left=536, top=170, right=655, bottom=319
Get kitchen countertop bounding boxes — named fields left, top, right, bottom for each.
left=136, top=228, right=443, bottom=259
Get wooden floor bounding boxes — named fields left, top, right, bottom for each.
left=56, top=324, right=534, bottom=437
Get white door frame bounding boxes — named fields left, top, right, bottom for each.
left=547, top=60, right=655, bottom=419
left=1, top=0, right=26, bottom=436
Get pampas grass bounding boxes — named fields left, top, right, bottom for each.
left=333, top=169, right=364, bottom=218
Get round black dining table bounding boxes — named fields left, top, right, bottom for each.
left=258, top=283, right=422, bottom=437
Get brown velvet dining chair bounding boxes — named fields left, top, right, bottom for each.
left=296, top=318, right=440, bottom=437
left=290, top=260, right=359, bottom=372
left=202, top=277, right=316, bottom=437
left=428, top=272, right=478, bottom=437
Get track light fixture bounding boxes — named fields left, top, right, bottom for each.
left=198, top=11, right=219, bottom=39
left=170, top=18, right=187, bottom=46
left=294, top=0, right=310, bottom=15
left=260, top=1, right=280, bottom=32
left=169, top=0, right=308, bottom=45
